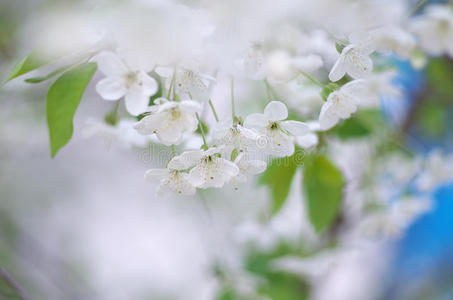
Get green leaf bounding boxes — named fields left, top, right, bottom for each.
left=331, top=109, right=383, bottom=140
left=259, top=150, right=304, bottom=214
left=47, top=62, right=97, bottom=157
left=426, top=57, right=453, bottom=97
left=7, top=51, right=53, bottom=82
left=195, top=119, right=209, bottom=135
left=149, top=71, right=163, bottom=105
left=230, top=148, right=239, bottom=161
left=335, top=42, right=345, bottom=54
left=416, top=102, right=447, bottom=137
left=245, top=243, right=309, bottom=300
left=24, top=65, right=72, bottom=83
left=303, top=154, right=344, bottom=233
left=334, top=117, right=371, bottom=139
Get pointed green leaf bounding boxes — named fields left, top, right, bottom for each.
left=303, top=154, right=344, bottom=233
left=259, top=151, right=304, bottom=214
left=24, top=65, right=72, bottom=84
left=47, top=62, right=97, bottom=157
left=6, top=51, right=52, bottom=82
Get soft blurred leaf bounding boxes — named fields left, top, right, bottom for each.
left=246, top=243, right=308, bottom=300
left=216, top=288, right=238, bottom=300
left=7, top=51, right=52, bottom=82
left=426, top=57, right=453, bottom=98
left=149, top=71, right=163, bottom=105
left=303, top=154, right=344, bottom=233
left=259, top=272, right=308, bottom=300
left=334, top=117, right=371, bottom=139
left=332, top=109, right=383, bottom=140
left=259, top=150, right=303, bottom=214
left=195, top=119, right=209, bottom=135
left=416, top=102, right=447, bottom=137
left=24, top=65, right=72, bottom=84
left=47, top=62, right=97, bottom=157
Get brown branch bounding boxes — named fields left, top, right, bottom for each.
left=0, top=265, right=30, bottom=300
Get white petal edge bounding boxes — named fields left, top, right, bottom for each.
left=264, top=101, right=288, bottom=121
left=96, top=77, right=127, bottom=101
left=281, top=120, right=310, bottom=136
left=95, top=51, right=128, bottom=77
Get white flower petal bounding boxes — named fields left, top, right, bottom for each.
left=220, top=159, right=240, bottom=177
left=124, top=90, right=150, bottom=116
left=95, top=51, right=128, bottom=77
left=266, top=130, right=294, bottom=157
left=295, top=133, right=319, bottom=149
left=96, top=77, right=127, bottom=100
left=328, top=55, right=347, bottom=82
left=173, top=150, right=204, bottom=169
left=156, top=121, right=184, bottom=146
left=319, top=101, right=340, bottom=130
left=264, top=101, right=288, bottom=121
left=144, top=168, right=168, bottom=182
left=244, top=113, right=268, bottom=129
left=292, top=55, right=323, bottom=72
left=281, top=120, right=310, bottom=136
left=242, top=160, right=267, bottom=175
left=155, top=66, right=174, bottom=78
left=137, top=72, right=158, bottom=96
left=187, top=165, right=206, bottom=187
left=346, top=55, right=373, bottom=79
left=134, top=113, right=165, bottom=135
left=179, top=100, right=202, bottom=114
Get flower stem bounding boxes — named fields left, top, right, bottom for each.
left=196, top=113, right=208, bottom=149
left=171, top=144, right=176, bottom=156
left=230, top=77, right=236, bottom=124
left=167, top=67, right=176, bottom=100
left=0, top=265, right=30, bottom=300
left=208, top=98, right=219, bottom=122
left=408, top=0, right=428, bottom=17
left=264, top=79, right=273, bottom=102
left=300, top=71, right=324, bottom=88
left=112, top=100, right=120, bottom=115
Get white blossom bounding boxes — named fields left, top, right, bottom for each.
left=211, top=119, right=260, bottom=153
left=319, top=80, right=365, bottom=130
left=329, top=38, right=375, bottom=82
left=134, top=98, right=202, bottom=146
left=411, top=4, right=453, bottom=58
left=264, top=50, right=323, bottom=82
left=171, top=147, right=239, bottom=188
left=82, top=119, right=150, bottom=148
left=155, top=65, right=216, bottom=101
left=95, top=51, right=158, bottom=116
left=370, top=26, right=416, bottom=59
left=416, top=150, right=453, bottom=191
left=357, top=196, right=431, bottom=239
left=359, top=70, right=402, bottom=108
left=144, top=156, right=196, bottom=196
left=245, top=101, right=310, bottom=157
left=231, top=153, right=267, bottom=185
left=295, top=133, right=319, bottom=150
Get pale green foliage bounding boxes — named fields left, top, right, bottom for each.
left=303, top=154, right=345, bottom=232
left=46, top=62, right=97, bottom=157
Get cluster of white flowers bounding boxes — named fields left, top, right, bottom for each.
left=11, top=0, right=453, bottom=299
left=76, top=1, right=453, bottom=198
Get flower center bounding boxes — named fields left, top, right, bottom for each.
left=170, top=108, right=181, bottom=120
left=269, top=122, right=280, bottom=130
left=124, top=71, right=139, bottom=88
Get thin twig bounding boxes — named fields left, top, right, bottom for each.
left=0, top=265, right=30, bottom=300
left=230, top=77, right=236, bottom=123
left=208, top=99, right=219, bottom=122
